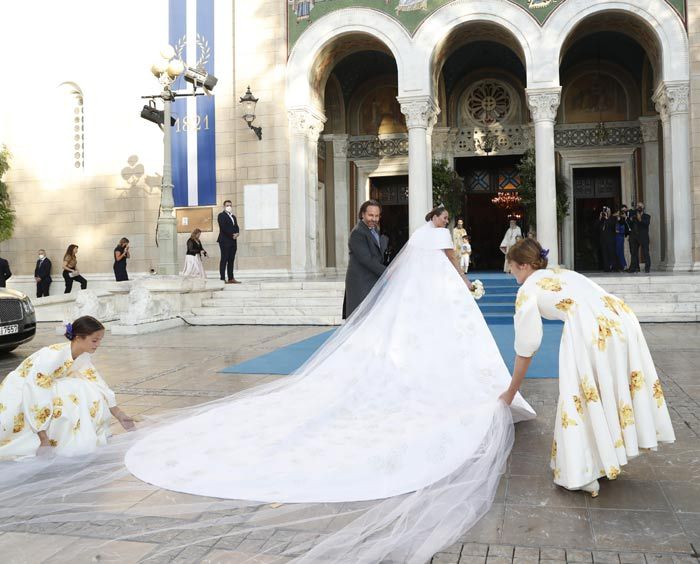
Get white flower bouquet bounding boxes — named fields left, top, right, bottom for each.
left=470, top=279, right=485, bottom=300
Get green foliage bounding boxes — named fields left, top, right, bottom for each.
left=0, top=146, right=15, bottom=242
left=432, top=159, right=465, bottom=220
left=516, top=148, right=570, bottom=234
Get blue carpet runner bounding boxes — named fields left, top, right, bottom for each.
left=222, top=273, right=561, bottom=378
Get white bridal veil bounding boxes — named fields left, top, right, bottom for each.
left=0, top=222, right=534, bottom=562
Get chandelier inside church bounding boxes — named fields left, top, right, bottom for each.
left=491, top=190, right=521, bottom=209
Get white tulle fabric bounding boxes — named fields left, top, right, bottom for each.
left=0, top=222, right=535, bottom=562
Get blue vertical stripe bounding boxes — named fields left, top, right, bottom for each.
left=196, top=0, right=216, bottom=206
left=169, top=0, right=189, bottom=207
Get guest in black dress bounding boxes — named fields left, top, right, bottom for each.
left=113, top=238, right=130, bottom=281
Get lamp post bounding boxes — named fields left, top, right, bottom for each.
left=149, top=46, right=184, bottom=275
left=240, top=86, right=262, bottom=140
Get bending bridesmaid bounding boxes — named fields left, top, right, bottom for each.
left=499, top=238, right=675, bottom=496
left=0, top=316, right=134, bottom=459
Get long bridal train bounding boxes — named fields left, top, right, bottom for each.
left=0, top=222, right=535, bottom=562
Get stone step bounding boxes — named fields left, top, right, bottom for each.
left=212, top=289, right=346, bottom=299
left=191, top=306, right=341, bottom=317
left=202, top=297, right=343, bottom=307
left=184, top=315, right=341, bottom=326
left=221, top=281, right=346, bottom=292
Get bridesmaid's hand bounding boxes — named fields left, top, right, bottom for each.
left=498, top=389, right=516, bottom=406
left=111, top=407, right=136, bottom=431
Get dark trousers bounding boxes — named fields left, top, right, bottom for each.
left=63, top=271, right=87, bottom=293
left=629, top=237, right=651, bottom=272
left=219, top=241, right=237, bottom=281
left=37, top=279, right=51, bottom=298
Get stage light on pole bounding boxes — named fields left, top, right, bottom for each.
left=183, top=66, right=218, bottom=93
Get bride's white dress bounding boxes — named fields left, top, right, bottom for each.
left=125, top=223, right=534, bottom=504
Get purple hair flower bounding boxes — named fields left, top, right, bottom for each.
left=540, top=248, right=550, bottom=259
left=65, top=322, right=74, bottom=340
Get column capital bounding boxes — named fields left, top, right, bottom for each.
left=288, top=106, right=326, bottom=143
left=526, top=87, right=561, bottom=123
left=397, top=96, right=439, bottom=130
left=322, top=133, right=349, bottom=158
left=638, top=116, right=659, bottom=143
left=653, top=81, right=690, bottom=120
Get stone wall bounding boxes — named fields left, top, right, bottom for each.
left=689, top=0, right=700, bottom=266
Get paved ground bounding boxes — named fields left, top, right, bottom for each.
left=0, top=322, right=699, bottom=563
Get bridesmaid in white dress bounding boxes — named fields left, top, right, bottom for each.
left=499, top=238, right=675, bottom=496
left=0, top=316, right=134, bottom=459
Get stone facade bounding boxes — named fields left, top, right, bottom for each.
left=0, top=0, right=697, bottom=284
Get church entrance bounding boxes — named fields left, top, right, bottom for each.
left=455, top=155, right=524, bottom=271
left=370, top=175, right=409, bottom=263
left=573, top=167, right=622, bottom=271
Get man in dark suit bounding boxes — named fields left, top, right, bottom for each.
left=628, top=202, right=652, bottom=273
left=217, top=200, right=241, bottom=284
left=343, top=200, right=387, bottom=318
left=35, top=249, right=52, bottom=297
left=0, top=255, right=11, bottom=288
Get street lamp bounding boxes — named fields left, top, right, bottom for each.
left=145, top=46, right=184, bottom=275
left=240, top=86, right=262, bottom=140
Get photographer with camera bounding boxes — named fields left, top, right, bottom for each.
left=627, top=202, right=651, bottom=273
left=596, top=206, right=617, bottom=272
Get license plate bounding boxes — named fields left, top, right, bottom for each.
left=0, top=325, right=18, bottom=336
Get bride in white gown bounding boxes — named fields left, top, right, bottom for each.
left=122, top=206, right=535, bottom=560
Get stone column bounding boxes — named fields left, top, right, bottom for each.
left=638, top=116, right=662, bottom=268
left=398, top=96, right=439, bottom=233
left=325, top=134, right=350, bottom=270
left=288, top=107, right=326, bottom=275
left=653, top=82, right=693, bottom=271
left=526, top=88, right=561, bottom=266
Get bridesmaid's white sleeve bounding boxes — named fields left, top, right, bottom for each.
left=514, top=286, right=543, bottom=358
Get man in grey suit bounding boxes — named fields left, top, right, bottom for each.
left=343, top=200, right=387, bottom=319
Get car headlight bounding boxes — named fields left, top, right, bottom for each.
left=22, top=298, right=34, bottom=314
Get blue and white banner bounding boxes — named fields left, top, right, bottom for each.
left=169, top=0, right=216, bottom=207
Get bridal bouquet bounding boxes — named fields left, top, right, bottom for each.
left=470, top=279, right=485, bottom=300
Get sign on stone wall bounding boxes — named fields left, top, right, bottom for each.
left=288, top=0, right=686, bottom=49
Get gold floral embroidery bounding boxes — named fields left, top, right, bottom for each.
left=652, top=380, right=665, bottom=407
left=53, top=397, right=63, bottom=418
left=555, top=298, right=575, bottom=314
left=35, top=372, right=53, bottom=389
left=89, top=400, right=101, bottom=419
left=537, top=277, right=563, bottom=292
left=52, top=360, right=74, bottom=379
left=551, top=267, right=568, bottom=274
left=618, top=299, right=633, bottom=314
left=0, top=439, right=11, bottom=447
left=580, top=376, right=600, bottom=403
left=0, top=403, right=5, bottom=414
left=551, top=439, right=557, bottom=460
left=515, top=292, right=529, bottom=311
left=49, top=439, right=58, bottom=447
left=608, top=466, right=621, bottom=480
left=573, top=395, right=584, bottom=415
left=618, top=402, right=635, bottom=429
left=599, top=468, right=607, bottom=477
left=629, top=371, right=644, bottom=398
left=561, top=409, right=578, bottom=429
left=614, top=438, right=625, bottom=448
left=73, top=419, right=81, bottom=432
left=12, top=413, right=24, bottom=433
left=602, top=295, right=621, bottom=316
left=18, top=358, right=34, bottom=378
left=594, top=315, right=623, bottom=351
left=69, top=394, right=79, bottom=405
left=553, top=468, right=561, bottom=479
left=49, top=343, right=68, bottom=351
left=31, top=405, right=52, bottom=426
left=82, top=368, right=97, bottom=382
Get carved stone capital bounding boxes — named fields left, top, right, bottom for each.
left=397, top=96, right=439, bottom=130
left=288, top=107, right=326, bottom=143
left=526, top=88, right=561, bottom=123
left=323, top=134, right=349, bottom=159
left=638, top=117, right=659, bottom=144
left=653, top=81, right=690, bottom=120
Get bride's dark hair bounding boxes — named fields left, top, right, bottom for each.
left=425, top=206, right=447, bottom=222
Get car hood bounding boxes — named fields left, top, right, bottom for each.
left=0, top=288, right=27, bottom=300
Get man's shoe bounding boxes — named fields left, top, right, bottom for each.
left=227, top=279, right=242, bottom=284
left=225, top=280, right=236, bottom=284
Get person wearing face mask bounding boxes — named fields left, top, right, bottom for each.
left=34, top=249, right=52, bottom=298
left=217, top=200, right=241, bottom=284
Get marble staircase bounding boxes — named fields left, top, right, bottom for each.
left=184, top=272, right=700, bottom=326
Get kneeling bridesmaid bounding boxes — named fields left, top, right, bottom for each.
left=499, top=239, right=675, bottom=496
left=0, top=316, right=134, bottom=458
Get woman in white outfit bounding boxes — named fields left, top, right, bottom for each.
left=181, top=228, right=207, bottom=279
